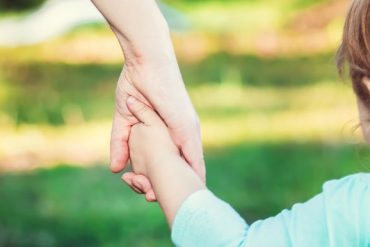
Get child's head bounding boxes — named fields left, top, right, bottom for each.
left=337, top=0, right=370, bottom=142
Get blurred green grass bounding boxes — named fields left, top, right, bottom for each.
left=1, top=142, right=369, bottom=246
left=0, top=0, right=364, bottom=246
left=0, top=52, right=340, bottom=125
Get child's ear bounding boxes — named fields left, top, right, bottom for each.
left=362, top=77, right=370, bottom=91
left=357, top=77, right=370, bottom=144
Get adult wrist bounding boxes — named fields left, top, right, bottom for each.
left=122, top=51, right=182, bottom=92
left=109, top=14, right=175, bottom=67
left=121, top=35, right=177, bottom=67
left=92, top=0, right=172, bottom=61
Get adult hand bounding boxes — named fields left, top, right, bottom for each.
left=91, top=0, right=206, bottom=201
left=112, top=62, right=205, bottom=201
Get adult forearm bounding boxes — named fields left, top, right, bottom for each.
left=147, top=154, right=206, bottom=227
left=91, top=0, right=175, bottom=65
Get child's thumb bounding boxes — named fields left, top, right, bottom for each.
left=126, top=96, right=158, bottom=124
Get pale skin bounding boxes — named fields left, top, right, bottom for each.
left=125, top=96, right=206, bottom=226
left=90, top=0, right=206, bottom=201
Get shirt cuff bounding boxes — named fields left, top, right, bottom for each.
left=171, top=189, right=248, bottom=247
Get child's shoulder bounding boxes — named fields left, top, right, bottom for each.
left=320, top=173, right=370, bottom=245
left=323, top=172, right=370, bottom=192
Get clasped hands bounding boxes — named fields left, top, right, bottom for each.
left=110, top=63, right=206, bottom=202
left=123, top=96, right=182, bottom=201
left=90, top=0, right=206, bottom=201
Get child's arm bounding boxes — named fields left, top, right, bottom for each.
left=124, top=96, right=370, bottom=247
left=125, top=96, right=249, bottom=247
left=144, top=153, right=205, bottom=226
left=124, top=96, right=205, bottom=226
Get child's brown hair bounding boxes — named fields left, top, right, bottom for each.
left=337, top=0, right=370, bottom=105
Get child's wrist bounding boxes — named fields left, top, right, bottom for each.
left=146, top=152, right=180, bottom=177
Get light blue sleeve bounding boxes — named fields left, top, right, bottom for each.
left=171, top=189, right=249, bottom=247
left=171, top=173, right=370, bottom=247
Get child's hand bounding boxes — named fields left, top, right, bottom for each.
left=125, top=96, right=180, bottom=183
left=123, top=96, right=206, bottom=225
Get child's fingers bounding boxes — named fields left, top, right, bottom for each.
left=122, top=172, right=144, bottom=194
left=122, top=172, right=134, bottom=184
left=123, top=173, right=157, bottom=201
left=145, top=189, right=157, bottom=202
left=132, top=174, right=152, bottom=193
left=126, top=96, right=160, bottom=125
left=132, top=174, right=157, bottom=202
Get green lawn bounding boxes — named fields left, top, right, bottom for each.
left=1, top=142, right=369, bottom=246
left=0, top=39, right=363, bottom=247
left=0, top=0, right=364, bottom=246
left=0, top=52, right=341, bottom=125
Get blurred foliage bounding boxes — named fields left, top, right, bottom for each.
left=181, top=53, right=337, bottom=86
left=0, top=0, right=362, bottom=246
left=0, top=0, right=329, bottom=12
left=0, top=142, right=368, bottom=246
left=0, top=0, right=45, bottom=11
left=291, top=0, right=328, bottom=8
left=0, top=52, right=338, bottom=125
left=165, top=0, right=327, bottom=5
left=1, top=62, right=118, bottom=125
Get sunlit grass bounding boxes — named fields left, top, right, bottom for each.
left=0, top=25, right=122, bottom=64
left=1, top=141, right=368, bottom=246
left=181, top=2, right=283, bottom=33
left=0, top=0, right=346, bottom=65
left=0, top=82, right=362, bottom=172
left=191, top=82, right=359, bottom=146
